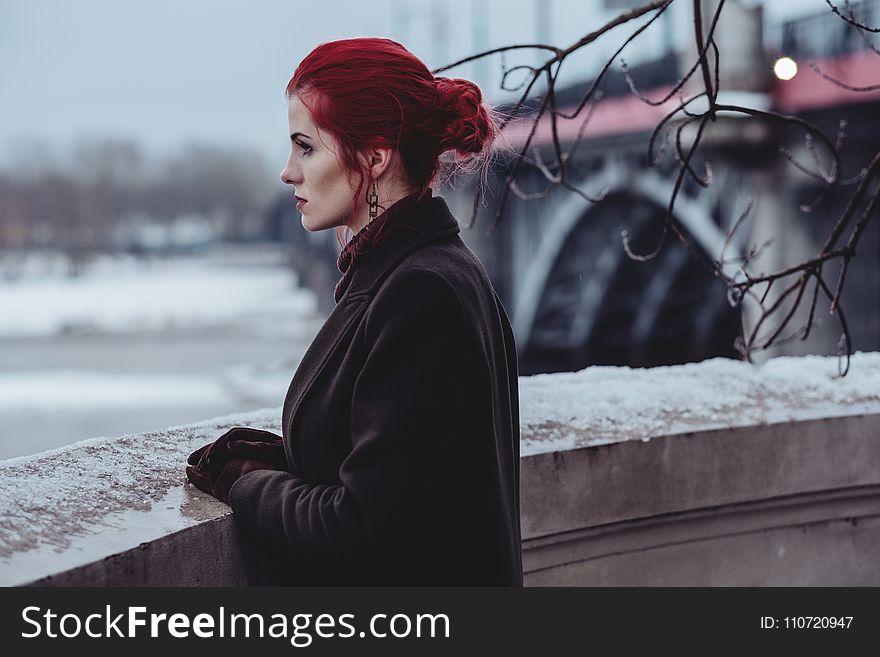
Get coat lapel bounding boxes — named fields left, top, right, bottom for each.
left=280, top=293, right=368, bottom=473
left=281, top=192, right=461, bottom=470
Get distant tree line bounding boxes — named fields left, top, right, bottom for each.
left=0, top=138, right=274, bottom=277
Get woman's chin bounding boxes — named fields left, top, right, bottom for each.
left=300, top=214, right=319, bottom=232
left=300, top=213, right=340, bottom=233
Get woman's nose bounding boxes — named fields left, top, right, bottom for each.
left=280, top=157, right=301, bottom=185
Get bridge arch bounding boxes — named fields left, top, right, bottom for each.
left=513, top=165, right=742, bottom=374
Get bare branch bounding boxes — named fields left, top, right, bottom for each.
left=807, top=60, right=880, bottom=91
left=825, top=0, right=880, bottom=33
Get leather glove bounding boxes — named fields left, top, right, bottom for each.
left=226, top=438, right=288, bottom=470
left=187, top=426, right=283, bottom=477
left=185, top=456, right=279, bottom=504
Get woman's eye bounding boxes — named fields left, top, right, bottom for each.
left=295, top=140, right=313, bottom=155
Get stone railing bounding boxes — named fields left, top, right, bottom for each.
left=2, top=353, right=879, bottom=586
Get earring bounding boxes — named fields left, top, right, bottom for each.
left=368, top=181, right=379, bottom=220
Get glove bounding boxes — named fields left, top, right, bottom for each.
left=185, top=456, right=280, bottom=504
left=226, top=438, right=288, bottom=470
left=187, top=426, right=284, bottom=477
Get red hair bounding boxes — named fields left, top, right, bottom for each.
left=285, top=37, right=501, bottom=245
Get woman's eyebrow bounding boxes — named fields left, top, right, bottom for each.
left=290, top=132, right=312, bottom=141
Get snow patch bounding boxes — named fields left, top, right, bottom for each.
left=0, top=371, right=234, bottom=410
left=0, top=252, right=318, bottom=337
left=520, top=352, right=880, bottom=456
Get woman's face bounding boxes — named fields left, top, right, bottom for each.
left=280, top=93, right=358, bottom=232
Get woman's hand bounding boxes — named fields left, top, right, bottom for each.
left=185, top=427, right=288, bottom=503
left=186, top=456, right=279, bottom=504
left=186, top=426, right=287, bottom=476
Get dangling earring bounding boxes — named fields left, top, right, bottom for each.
left=368, top=181, right=379, bottom=220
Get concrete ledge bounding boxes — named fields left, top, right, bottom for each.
left=520, top=413, right=880, bottom=537
left=2, top=353, right=879, bottom=586
left=0, top=410, right=286, bottom=587
left=28, top=516, right=289, bottom=587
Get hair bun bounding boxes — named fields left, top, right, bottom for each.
left=433, top=77, right=495, bottom=156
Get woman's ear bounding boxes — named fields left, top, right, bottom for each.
left=360, top=145, right=394, bottom=181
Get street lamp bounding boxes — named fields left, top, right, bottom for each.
left=773, top=56, right=798, bottom=81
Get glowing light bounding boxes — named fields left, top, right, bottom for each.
left=773, top=57, right=798, bottom=81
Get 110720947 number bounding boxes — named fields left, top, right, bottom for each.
left=760, top=616, right=853, bottom=629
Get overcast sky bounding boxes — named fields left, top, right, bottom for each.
left=1, top=0, right=827, bottom=178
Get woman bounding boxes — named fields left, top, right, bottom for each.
left=185, top=37, right=522, bottom=586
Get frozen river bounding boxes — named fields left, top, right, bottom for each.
left=0, top=248, right=326, bottom=460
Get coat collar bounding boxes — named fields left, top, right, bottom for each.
left=339, top=191, right=461, bottom=303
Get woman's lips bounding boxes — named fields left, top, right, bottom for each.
left=295, top=196, right=307, bottom=210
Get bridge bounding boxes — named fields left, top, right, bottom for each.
left=456, top=0, right=880, bottom=374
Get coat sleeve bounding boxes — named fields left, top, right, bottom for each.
left=227, top=267, right=475, bottom=562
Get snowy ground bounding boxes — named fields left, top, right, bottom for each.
left=0, top=248, right=325, bottom=460
left=0, top=248, right=317, bottom=337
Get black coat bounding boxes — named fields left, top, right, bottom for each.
left=228, top=193, right=523, bottom=586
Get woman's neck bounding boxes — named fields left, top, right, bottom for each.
left=349, top=180, right=421, bottom=235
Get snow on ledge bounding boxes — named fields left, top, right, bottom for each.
left=0, top=352, right=878, bottom=584
left=0, top=407, right=284, bottom=585
left=520, top=352, right=880, bottom=456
